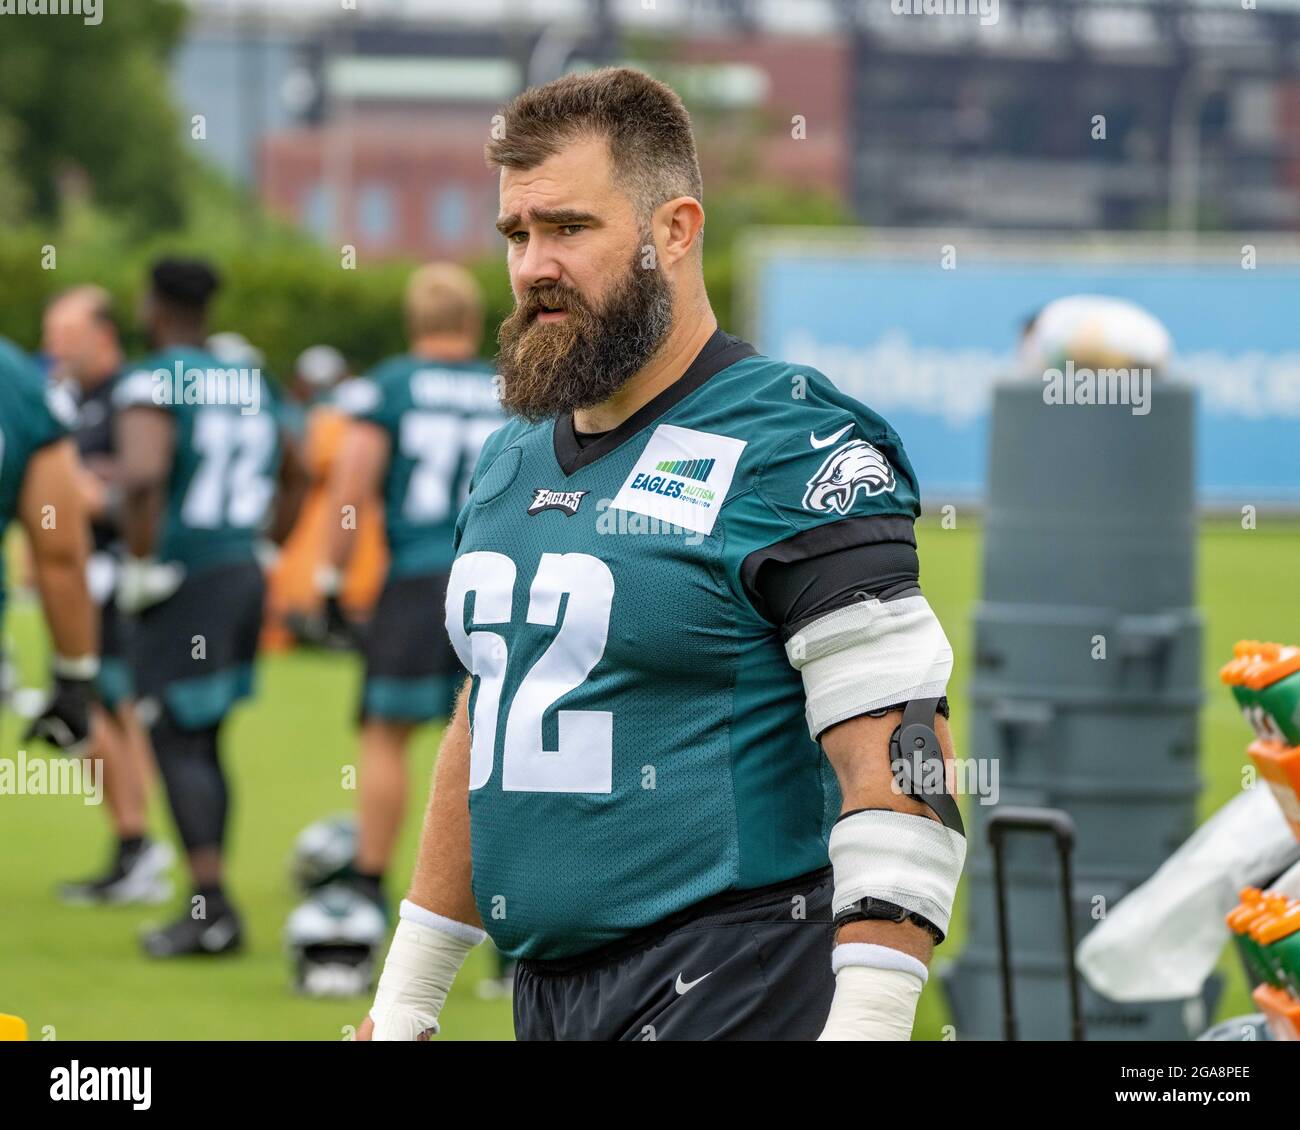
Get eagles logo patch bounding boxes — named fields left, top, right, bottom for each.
left=528, top=488, right=587, bottom=516
left=802, top=436, right=896, bottom=515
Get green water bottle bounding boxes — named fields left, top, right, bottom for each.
left=1252, top=901, right=1300, bottom=997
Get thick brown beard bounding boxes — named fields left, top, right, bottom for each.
left=495, top=243, right=675, bottom=422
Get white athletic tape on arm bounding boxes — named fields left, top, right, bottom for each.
left=785, top=595, right=952, bottom=740
left=369, top=902, right=485, bottom=1040
left=818, top=965, right=923, bottom=1041
left=829, top=809, right=966, bottom=938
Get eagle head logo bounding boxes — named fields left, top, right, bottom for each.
left=802, top=438, right=896, bottom=515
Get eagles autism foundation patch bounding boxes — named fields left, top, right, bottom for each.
left=609, top=424, right=747, bottom=536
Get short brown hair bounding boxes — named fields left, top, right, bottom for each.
left=485, top=67, right=703, bottom=221
left=405, top=262, right=485, bottom=341
left=47, top=284, right=116, bottom=328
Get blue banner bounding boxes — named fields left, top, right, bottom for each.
left=749, top=241, right=1300, bottom=502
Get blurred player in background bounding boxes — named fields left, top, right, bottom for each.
left=283, top=344, right=349, bottom=440
left=206, top=331, right=265, bottom=373
left=316, top=264, right=501, bottom=917
left=0, top=338, right=97, bottom=765
left=265, top=344, right=388, bottom=653
left=40, top=287, right=171, bottom=904
left=113, top=258, right=308, bottom=958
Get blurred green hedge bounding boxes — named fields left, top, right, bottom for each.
left=0, top=179, right=849, bottom=380
left=0, top=193, right=510, bottom=380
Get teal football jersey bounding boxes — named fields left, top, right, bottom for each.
left=448, top=332, right=922, bottom=960
left=0, top=339, right=75, bottom=621
left=337, top=356, right=502, bottom=578
left=114, top=348, right=283, bottom=572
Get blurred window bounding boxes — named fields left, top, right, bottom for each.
left=359, top=183, right=395, bottom=243
left=303, top=182, right=335, bottom=239
left=432, top=185, right=470, bottom=245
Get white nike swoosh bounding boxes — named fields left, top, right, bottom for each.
left=675, top=971, right=713, bottom=995
left=809, top=424, right=854, bottom=450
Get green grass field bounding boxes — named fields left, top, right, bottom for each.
left=2, top=517, right=1297, bottom=1040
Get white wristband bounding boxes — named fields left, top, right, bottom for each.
left=818, top=964, right=924, bottom=1041
left=831, top=942, right=928, bottom=985
left=369, top=905, right=483, bottom=1041
left=254, top=538, right=280, bottom=571
left=54, top=654, right=100, bottom=680
left=397, top=899, right=487, bottom=946
left=315, top=564, right=342, bottom=597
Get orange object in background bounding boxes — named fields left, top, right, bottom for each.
left=263, top=404, right=387, bottom=651
left=1253, top=983, right=1300, bottom=1041
left=1247, top=738, right=1300, bottom=842
left=0, top=1014, right=28, bottom=1040
left=1227, top=887, right=1268, bottom=934
left=1219, top=640, right=1272, bottom=686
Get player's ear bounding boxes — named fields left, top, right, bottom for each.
left=656, top=197, right=704, bottom=269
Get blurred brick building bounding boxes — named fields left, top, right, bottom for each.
left=177, top=0, right=1300, bottom=258
left=255, top=34, right=852, bottom=262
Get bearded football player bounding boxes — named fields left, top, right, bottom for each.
left=362, top=67, right=963, bottom=1041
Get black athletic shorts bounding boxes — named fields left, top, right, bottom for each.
left=359, top=570, right=463, bottom=724
left=130, top=559, right=265, bottom=732
left=87, top=551, right=134, bottom=709
left=512, top=866, right=837, bottom=1041
left=96, top=596, right=135, bottom=710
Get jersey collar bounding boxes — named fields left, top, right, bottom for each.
left=552, top=327, right=757, bottom=476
